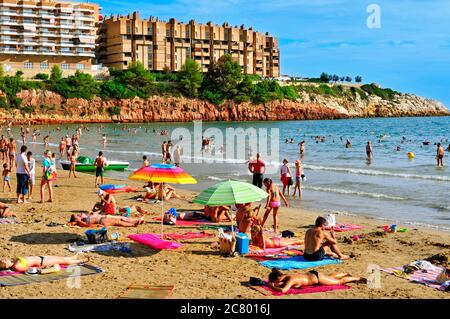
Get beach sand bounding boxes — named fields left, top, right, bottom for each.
left=0, top=170, right=449, bottom=299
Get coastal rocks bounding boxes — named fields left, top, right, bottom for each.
left=1, top=89, right=448, bottom=125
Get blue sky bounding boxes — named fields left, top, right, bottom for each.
left=95, top=0, right=450, bottom=106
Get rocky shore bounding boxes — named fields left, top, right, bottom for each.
left=1, top=89, right=448, bottom=125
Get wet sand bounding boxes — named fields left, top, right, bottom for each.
left=0, top=170, right=449, bottom=299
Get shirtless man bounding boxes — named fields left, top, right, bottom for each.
left=65, top=135, right=72, bottom=158
left=165, top=140, right=173, bottom=163
left=102, top=134, right=107, bottom=149
left=436, top=143, right=445, bottom=167
left=94, top=151, right=106, bottom=187
left=161, top=141, right=167, bottom=163
left=366, top=141, right=373, bottom=160
left=7, top=138, right=16, bottom=168
left=304, top=217, right=349, bottom=261
left=298, top=141, right=305, bottom=157
left=59, top=137, right=66, bottom=158
left=0, top=136, right=6, bottom=162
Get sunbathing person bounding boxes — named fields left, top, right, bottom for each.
left=156, top=184, right=180, bottom=201
left=0, top=255, right=89, bottom=273
left=0, top=202, right=16, bottom=218
left=251, top=224, right=303, bottom=249
left=304, top=217, right=349, bottom=261
left=236, top=203, right=261, bottom=237
left=204, top=205, right=232, bottom=223
left=68, top=213, right=144, bottom=227
left=137, top=182, right=159, bottom=202
left=267, top=268, right=366, bottom=293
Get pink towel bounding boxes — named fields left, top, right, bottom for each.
left=152, top=217, right=211, bottom=226
left=128, top=234, right=182, bottom=250
left=164, top=232, right=215, bottom=240
left=252, top=281, right=350, bottom=296
left=247, top=248, right=304, bottom=261
left=326, top=223, right=362, bottom=232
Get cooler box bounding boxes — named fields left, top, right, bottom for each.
left=235, top=232, right=249, bottom=255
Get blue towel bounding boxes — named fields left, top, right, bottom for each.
left=259, top=256, right=342, bottom=270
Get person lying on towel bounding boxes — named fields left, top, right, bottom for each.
left=304, top=217, right=349, bottom=261
left=251, top=224, right=303, bottom=249
left=0, top=202, right=16, bottom=218
left=204, top=205, right=232, bottom=223
left=0, top=255, right=89, bottom=273
left=68, top=213, right=144, bottom=228
left=267, top=267, right=366, bottom=293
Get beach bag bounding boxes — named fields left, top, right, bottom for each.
left=218, top=231, right=236, bottom=254
left=288, top=177, right=294, bottom=186
left=324, top=213, right=336, bottom=228
left=44, top=164, right=57, bottom=181
left=163, top=208, right=177, bottom=225
left=85, top=227, right=108, bottom=244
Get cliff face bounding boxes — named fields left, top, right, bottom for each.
left=1, top=89, right=448, bottom=125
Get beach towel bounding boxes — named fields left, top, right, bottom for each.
left=382, top=265, right=449, bottom=292
left=117, top=285, right=175, bottom=299
left=0, top=217, right=20, bottom=224
left=152, top=217, right=211, bottom=226
left=67, top=241, right=131, bottom=253
left=0, top=264, right=103, bottom=287
left=198, top=224, right=238, bottom=232
left=259, top=256, right=342, bottom=270
left=326, top=223, right=362, bottom=232
left=247, top=249, right=303, bottom=262
left=251, top=281, right=350, bottom=296
left=164, top=232, right=214, bottom=241
left=105, top=186, right=139, bottom=194
left=128, top=233, right=182, bottom=250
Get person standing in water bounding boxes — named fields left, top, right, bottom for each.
left=59, top=137, right=66, bottom=158
left=436, top=143, right=445, bottom=167
left=142, top=156, right=149, bottom=167
left=161, top=141, right=167, bottom=163
left=94, top=151, right=106, bottom=187
left=366, top=141, right=373, bottom=160
left=102, top=134, right=107, bottom=149
left=173, top=145, right=182, bottom=167
left=248, top=153, right=266, bottom=188
left=293, top=160, right=303, bottom=199
left=280, top=159, right=293, bottom=196
left=298, top=141, right=305, bottom=158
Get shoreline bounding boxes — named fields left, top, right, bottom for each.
left=0, top=170, right=449, bottom=299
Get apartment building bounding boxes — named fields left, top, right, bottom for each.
left=97, top=12, right=280, bottom=77
left=0, top=0, right=101, bottom=78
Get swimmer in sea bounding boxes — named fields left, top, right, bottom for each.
left=436, top=143, right=444, bottom=167
left=366, top=141, right=373, bottom=160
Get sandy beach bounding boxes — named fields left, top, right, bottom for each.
left=0, top=169, right=449, bottom=299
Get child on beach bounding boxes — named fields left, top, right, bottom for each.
left=2, top=163, right=11, bottom=192
left=293, top=160, right=303, bottom=199
left=27, top=151, right=35, bottom=200
left=262, top=178, right=288, bottom=234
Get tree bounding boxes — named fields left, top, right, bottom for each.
left=110, top=62, right=156, bottom=98
left=332, top=74, right=339, bottom=82
left=340, top=76, right=345, bottom=82
left=320, top=72, right=330, bottom=83
left=52, top=71, right=99, bottom=100
left=50, top=65, right=62, bottom=82
left=345, top=76, right=353, bottom=83
left=202, top=54, right=243, bottom=103
left=355, top=76, right=363, bottom=83
left=35, top=73, right=49, bottom=80
left=179, top=59, right=203, bottom=98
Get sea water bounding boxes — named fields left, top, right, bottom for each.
left=10, top=116, right=450, bottom=231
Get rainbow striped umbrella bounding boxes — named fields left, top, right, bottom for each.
left=128, top=164, right=197, bottom=237
left=128, top=164, right=197, bottom=184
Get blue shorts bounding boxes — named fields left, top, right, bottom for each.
left=16, top=173, right=29, bottom=196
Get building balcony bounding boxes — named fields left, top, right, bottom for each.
left=0, top=39, right=19, bottom=44
left=0, top=48, right=19, bottom=54
left=39, top=23, right=58, bottom=28
left=0, top=30, right=19, bottom=35
left=0, top=20, right=20, bottom=26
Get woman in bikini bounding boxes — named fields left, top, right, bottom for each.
left=250, top=224, right=302, bottom=250
left=204, top=205, right=232, bottom=223
left=236, top=203, right=261, bottom=237
left=156, top=183, right=180, bottom=201
left=261, top=178, right=288, bottom=234
left=0, top=255, right=89, bottom=273
left=267, top=268, right=366, bottom=293
left=68, top=212, right=144, bottom=227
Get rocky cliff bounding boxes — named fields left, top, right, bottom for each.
left=0, top=89, right=448, bottom=125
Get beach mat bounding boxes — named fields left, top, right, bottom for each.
left=0, top=217, right=20, bottom=224
left=251, top=281, right=350, bottom=296
left=0, top=264, right=103, bottom=287
left=259, top=256, right=342, bottom=270
left=247, top=250, right=303, bottom=262
left=381, top=265, right=449, bottom=292
left=164, top=232, right=215, bottom=241
left=67, top=241, right=131, bottom=253
left=128, top=233, right=182, bottom=250
left=198, top=224, right=237, bottom=232
left=326, top=223, right=362, bottom=232
left=152, top=217, right=212, bottom=226
left=117, top=285, right=175, bottom=299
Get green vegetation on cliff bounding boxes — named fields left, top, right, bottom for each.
left=0, top=54, right=401, bottom=110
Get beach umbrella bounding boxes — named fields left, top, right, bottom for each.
left=128, top=164, right=197, bottom=237
left=192, top=180, right=269, bottom=234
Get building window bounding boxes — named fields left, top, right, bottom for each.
left=24, top=62, right=33, bottom=69
left=135, top=27, right=138, bottom=33
left=76, top=63, right=84, bottom=70
left=61, top=63, right=69, bottom=70
left=148, top=26, right=153, bottom=34
left=126, top=26, right=131, bottom=34
left=40, top=62, right=49, bottom=69
left=166, top=29, right=170, bottom=37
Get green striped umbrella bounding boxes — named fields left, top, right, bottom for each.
left=193, top=180, right=268, bottom=206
